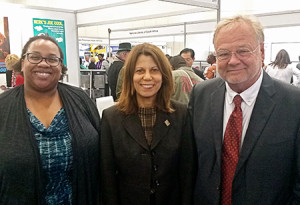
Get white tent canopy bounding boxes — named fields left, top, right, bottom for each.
left=2, top=0, right=300, bottom=43
left=1, top=0, right=300, bottom=86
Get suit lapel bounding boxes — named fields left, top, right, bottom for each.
left=211, top=80, right=226, bottom=169
left=152, top=111, right=172, bottom=149
left=235, top=72, right=276, bottom=176
left=123, top=114, right=149, bottom=150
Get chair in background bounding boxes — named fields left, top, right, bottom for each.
left=96, top=96, right=114, bottom=118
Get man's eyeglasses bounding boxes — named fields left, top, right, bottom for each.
left=215, top=45, right=260, bottom=61
left=23, top=53, right=62, bottom=66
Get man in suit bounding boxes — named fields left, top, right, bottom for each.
left=189, top=15, right=300, bottom=204
left=107, top=42, right=131, bottom=101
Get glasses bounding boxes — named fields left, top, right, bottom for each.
left=215, top=45, right=260, bottom=61
left=24, top=53, right=62, bottom=66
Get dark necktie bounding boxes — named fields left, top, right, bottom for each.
left=221, top=95, right=243, bottom=205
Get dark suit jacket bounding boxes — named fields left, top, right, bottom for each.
left=192, top=67, right=205, bottom=80
left=189, top=72, right=300, bottom=205
left=100, top=101, right=196, bottom=205
left=107, top=61, right=124, bottom=101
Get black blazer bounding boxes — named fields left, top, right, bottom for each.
left=100, top=101, right=196, bottom=205
left=189, top=71, right=300, bottom=204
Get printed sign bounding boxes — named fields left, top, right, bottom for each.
left=33, top=18, right=67, bottom=66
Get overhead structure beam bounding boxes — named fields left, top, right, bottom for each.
left=76, top=0, right=150, bottom=13
left=159, top=0, right=218, bottom=9
left=77, top=7, right=210, bottom=27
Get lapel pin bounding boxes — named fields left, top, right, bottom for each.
left=164, top=120, right=170, bottom=126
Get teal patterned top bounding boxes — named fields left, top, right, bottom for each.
left=27, top=108, right=73, bottom=205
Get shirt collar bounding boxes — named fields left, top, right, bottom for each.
left=225, top=69, right=263, bottom=106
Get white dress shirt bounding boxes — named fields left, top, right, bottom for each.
left=223, top=70, right=263, bottom=149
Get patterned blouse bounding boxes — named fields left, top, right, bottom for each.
left=138, top=107, right=156, bottom=145
left=27, top=108, right=73, bottom=205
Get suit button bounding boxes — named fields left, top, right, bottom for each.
left=153, top=165, right=158, bottom=172
left=217, top=186, right=220, bottom=191
left=151, top=151, right=156, bottom=157
left=150, top=189, right=156, bottom=194
left=155, top=180, right=160, bottom=187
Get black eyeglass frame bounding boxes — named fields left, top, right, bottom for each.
left=23, top=53, right=62, bottom=66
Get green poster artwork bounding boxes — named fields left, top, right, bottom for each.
left=33, top=18, right=67, bottom=66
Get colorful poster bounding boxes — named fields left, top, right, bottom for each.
left=0, top=17, right=10, bottom=73
left=33, top=18, right=67, bottom=66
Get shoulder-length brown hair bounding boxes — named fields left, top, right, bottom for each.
left=117, top=43, right=174, bottom=114
left=269, top=49, right=291, bottom=69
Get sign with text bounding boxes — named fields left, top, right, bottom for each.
left=111, top=25, right=183, bottom=39
left=33, top=18, right=67, bottom=66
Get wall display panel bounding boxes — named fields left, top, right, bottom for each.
left=270, top=42, right=300, bottom=63
left=264, top=26, right=300, bottom=64
left=0, top=17, right=10, bottom=73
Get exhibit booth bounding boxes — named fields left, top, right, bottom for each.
left=0, top=0, right=300, bottom=93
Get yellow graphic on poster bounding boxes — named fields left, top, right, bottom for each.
left=91, top=44, right=106, bottom=59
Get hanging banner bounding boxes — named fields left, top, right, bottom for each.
left=33, top=18, right=67, bottom=66
left=0, top=16, right=10, bottom=73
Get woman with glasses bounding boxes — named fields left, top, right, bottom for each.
left=0, top=35, right=101, bottom=204
left=100, top=43, right=196, bottom=205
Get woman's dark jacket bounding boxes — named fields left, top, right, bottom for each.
left=0, top=83, right=101, bottom=204
left=100, top=101, right=196, bottom=205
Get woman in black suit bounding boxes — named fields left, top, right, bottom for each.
left=100, top=43, right=196, bottom=205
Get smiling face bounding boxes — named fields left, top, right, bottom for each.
left=22, top=39, right=62, bottom=92
left=214, top=22, right=264, bottom=93
left=133, top=54, right=162, bottom=108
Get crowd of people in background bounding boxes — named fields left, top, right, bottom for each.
left=1, top=14, right=300, bottom=205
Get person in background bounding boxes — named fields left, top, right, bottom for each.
left=5, top=54, right=24, bottom=87
left=190, top=14, right=300, bottom=204
left=79, top=57, right=88, bottom=76
left=180, top=48, right=205, bottom=80
left=5, top=67, right=12, bottom=87
left=83, top=54, right=90, bottom=67
left=169, top=55, right=203, bottom=104
left=102, top=52, right=114, bottom=96
left=204, top=52, right=217, bottom=79
left=13, top=70, right=24, bottom=87
left=101, top=43, right=196, bottom=205
left=102, top=52, right=114, bottom=72
left=0, top=35, right=100, bottom=204
left=0, top=84, right=6, bottom=94
left=88, top=57, right=96, bottom=69
left=297, top=56, right=300, bottom=70
left=79, top=57, right=87, bottom=69
left=108, top=42, right=131, bottom=101
left=4, top=54, right=18, bottom=87
left=266, top=49, right=300, bottom=87
left=96, top=53, right=104, bottom=69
